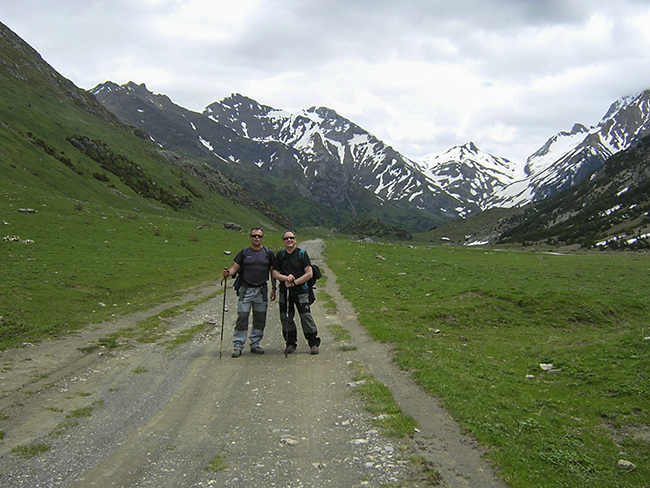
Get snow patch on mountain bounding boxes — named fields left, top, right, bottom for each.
left=198, top=136, right=213, bottom=151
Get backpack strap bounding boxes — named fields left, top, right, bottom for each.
left=257, top=246, right=272, bottom=268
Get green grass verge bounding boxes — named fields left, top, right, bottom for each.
left=0, top=190, right=282, bottom=350
left=325, top=239, right=650, bottom=488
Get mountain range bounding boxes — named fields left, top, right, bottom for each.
left=3, top=16, right=650, bottom=249
left=92, top=81, right=650, bottom=232
left=91, top=84, right=449, bottom=231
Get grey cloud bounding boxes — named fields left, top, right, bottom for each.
left=1, top=0, right=650, bottom=163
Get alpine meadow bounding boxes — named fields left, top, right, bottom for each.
left=325, top=240, right=650, bottom=487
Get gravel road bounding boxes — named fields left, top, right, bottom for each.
left=0, top=239, right=507, bottom=487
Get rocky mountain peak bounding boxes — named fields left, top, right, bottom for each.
left=570, top=123, right=588, bottom=135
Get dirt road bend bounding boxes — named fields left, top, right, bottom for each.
left=0, top=239, right=506, bottom=487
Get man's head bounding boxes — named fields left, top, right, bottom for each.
left=249, top=227, right=264, bottom=249
left=282, top=230, right=296, bottom=251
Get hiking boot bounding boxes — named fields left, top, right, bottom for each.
left=310, top=345, right=319, bottom=355
left=231, top=349, right=242, bottom=358
left=251, top=346, right=265, bottom=354
left=284, top=344, right=296, bottom=355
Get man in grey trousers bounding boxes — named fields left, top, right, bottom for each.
left=223, top=228, right=276, bottom=357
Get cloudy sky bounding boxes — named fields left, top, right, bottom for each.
left=2, top=0, right=650, bottom=163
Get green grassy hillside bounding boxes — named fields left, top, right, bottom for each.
left=0, top=21, right=289, bottom=348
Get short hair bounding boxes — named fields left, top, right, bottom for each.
left=250, top=227, right=264, bottom=235
left=282, top=230, right=296, bottom=238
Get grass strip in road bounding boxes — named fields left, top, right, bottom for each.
left=164, top=322, right=211, bottom=350
left=348, top=362, right=418, bottom=438
left=347, top=362, right=442, bottom=487
left=66, top=407, right=93, bottom=419
left=76, top=294, right=218, bottom=353
left=205, top=453, right=228, bottom=473
left=11, top=443, right=50, bottom=459
left=327, top=324, right=357, bottom=351
left=318, top=291, right=338, bottom=315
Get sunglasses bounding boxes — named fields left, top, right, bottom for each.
left=283, top=236, right=296, bottom=240
left=250, top=234, right=264, bottom=238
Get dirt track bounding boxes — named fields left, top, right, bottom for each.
left=0, top=240, right=507, bottom=487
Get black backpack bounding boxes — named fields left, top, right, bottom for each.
left=278, top=248, right=322, bottom=304
left=308, top=263, right=322, bottom=304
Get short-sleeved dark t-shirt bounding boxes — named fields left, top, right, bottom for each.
left=274, top=248, right=311, bottom=291
left=234, top=247, right=274, bottom=286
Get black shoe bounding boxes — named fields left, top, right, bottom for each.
left=231, top=349, right=242, bottom=357
left=310, top=346, right=319, bottom=355
left=251, top=347, right=265, bottom=354
left=284, top=344, right=296, bottom=355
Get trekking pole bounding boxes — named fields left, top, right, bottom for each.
left=284, top=287, right=290, bottom=358
left=220, top=275, right=227, bottom=359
